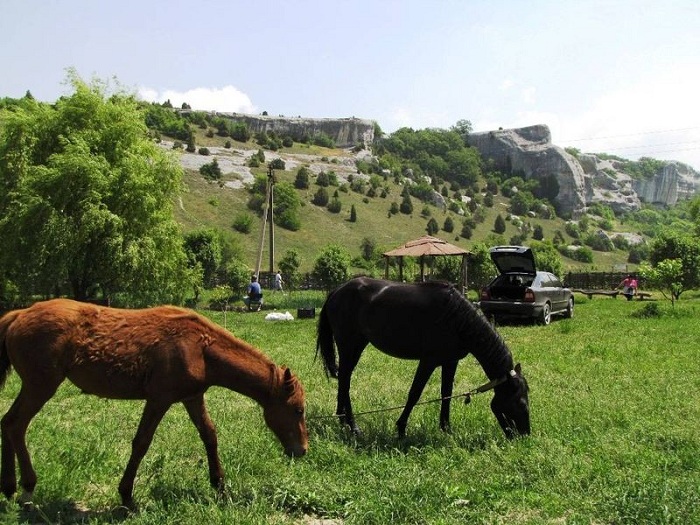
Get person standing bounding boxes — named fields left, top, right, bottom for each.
left=618, top=274, right=638, bottom=301
left=274, top=270, right=284, bottom=292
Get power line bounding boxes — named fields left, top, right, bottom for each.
left=561, top=126, right=700, bottom=143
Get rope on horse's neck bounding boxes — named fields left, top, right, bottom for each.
left=309, top=373, right=510, bottom=420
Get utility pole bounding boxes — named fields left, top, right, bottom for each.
left=254, top=165, right=275, bottom=284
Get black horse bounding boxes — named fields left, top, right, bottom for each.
left=316, top=276, right=530, bottom=439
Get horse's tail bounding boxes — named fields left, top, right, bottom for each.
left=0, top=309, right=20, bottom=389
left=315, top=302, right=338, bottom=379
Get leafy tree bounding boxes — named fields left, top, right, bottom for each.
left=350, top=204, right=357, bottom=222
left=494, top=214, right=506, bottom=234
left=273, top=182, right=302, bottom=231
left=360, top=238, right=377, bottom=261
left=327, top=196, right=342, bottom=213
left=270, top=158, right=285, bottom=170
left=0, top=71, right=194, bottom=305
left=279, top=249, right=302, bottom=289
left=639, top=259, right=683, bottom=305
left=647, top=231, right=700, bottom=297
left=316, top=171, right=330, bottom=187
left=468, top=243, right=496, bottom=292
left=530, top=241, right=564, bottom=277
left=184, top=229, right=223, bottom=288
left=312, top=244, right=351, bottom=291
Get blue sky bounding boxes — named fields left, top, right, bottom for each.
left=3, top=0, right=699, bottom=168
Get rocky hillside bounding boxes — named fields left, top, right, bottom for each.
left=470, top=124, right=700, bottom=217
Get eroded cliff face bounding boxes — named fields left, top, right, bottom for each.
left=470, top=124, right=700, bottom=216
left=214, top=112, right=375, bottom=148
left=469, top=125, right=587, bottom=217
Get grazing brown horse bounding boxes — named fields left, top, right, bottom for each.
left=0, top=299, right=307, bottom=508
left=316, top=277, right=530, bottom=439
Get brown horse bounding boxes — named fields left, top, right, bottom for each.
left=0, top=299, right=308, bottom=508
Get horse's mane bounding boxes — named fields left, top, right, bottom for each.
left=440, top=285, right=514, bottom=378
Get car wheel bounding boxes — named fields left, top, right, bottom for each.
left=539, top=302, right=552, bottom=325
left=565, top=297, right=574, bottom=319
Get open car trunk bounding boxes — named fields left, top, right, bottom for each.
left=487, top=274, right=534, bottom=300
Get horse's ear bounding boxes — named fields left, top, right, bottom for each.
left=514, top=363, right=522, bottom=375
left=282, top=367, right=296, bottom=393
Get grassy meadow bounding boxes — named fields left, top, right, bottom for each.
left=0, top=292, right=698, bottom=524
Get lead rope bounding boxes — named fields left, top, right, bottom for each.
left=308, top=373, right=511, bottom=421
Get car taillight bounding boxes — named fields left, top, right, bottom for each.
left=523, top=288, right=536, bottom=302
left=480, top=288, right=490, bottom=301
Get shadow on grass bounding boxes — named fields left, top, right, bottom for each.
left=308, top=416, right=496, bottom=454
left=0, top=498, right=131, bottom=524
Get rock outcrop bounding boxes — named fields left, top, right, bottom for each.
left=469, top=125, right=587, bottom=217
left=470, top=124, right=700, bottom=216
left=210, top=112, right=376, bottom=149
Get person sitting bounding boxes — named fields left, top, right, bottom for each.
left=243, top=275, right=263, bottom=311
left=618, top=274, right=638, bottom=301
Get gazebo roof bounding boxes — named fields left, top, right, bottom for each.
left=383, top=235, right=470, bottom=258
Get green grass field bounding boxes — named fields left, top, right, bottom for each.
left=0, top=293, right=697, bottom=524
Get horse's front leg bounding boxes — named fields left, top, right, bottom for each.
left=118, top=400, right=170, bottom=509
left=439, top=361, right=458, bottom=433
left=182, top=395, right=224, bottom=493
left=396, top=360, right=436, bottom=438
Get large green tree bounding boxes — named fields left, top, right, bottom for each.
left=0, top=72, right=195, bottom=305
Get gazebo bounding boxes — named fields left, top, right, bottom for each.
left=382, top=235, right=470, bottom=293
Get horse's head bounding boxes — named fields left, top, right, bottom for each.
left=263, top=366, right=308, bottom=457
left=490, top=363, right=530, bottom=439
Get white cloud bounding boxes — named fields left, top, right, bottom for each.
left=138, top=85, right=256, bottom=113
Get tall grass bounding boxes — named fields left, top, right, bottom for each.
left=0, top=297, right=697, bottom=524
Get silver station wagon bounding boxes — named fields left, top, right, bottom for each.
left=479, top=245, right=574, bottom=325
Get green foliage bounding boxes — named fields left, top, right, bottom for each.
left=312, top=244, right=351, bottom=290
left=273, top=182, right=302, bottom=231
left=400, top=193, right=413, bottom=215
left=533, top=224, right=544, bottom=240
left=198, top=147, right=210, bottom=155
left=269, top=158, right=286, bottom=170
left=313, top=187, right=329, bottom=206
left=494, top=214, right=506, bottom=234
left=199, top=158, right=222, bottom=180
left=184, top=228, right=223, bottom=288
left=350, top=204, right=357, bottom=223
left=443, top=215, right=454, bottom=233
left=143, top=102, right=190, bottom=140
left=379, top=127, right=481, bottom=188
left=0, top=71, right=194, bottom=305
left=279, top=248, right=302, bottom=288
left=530, top=240, right=564, bottom=277
left=426, top=217, right=439, bottom=235
left=232, top=213, right=253, bottom=234
left=639, top=258, right=684, bottom=304
left=327, top=196, right=342, bottom=213
left=316, top=171, right=330, bottom=187
left=294, top=166, right=310, bottom=189
left=646, top=231, right=700, bottom=299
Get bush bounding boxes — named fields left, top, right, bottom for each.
left=232, top=213, right=253, bottom=234
left=327, top=197, right=342, bottom=214
left=270, top=158, right=286, bottom=170
left=313, top=187, right=329, bottom=206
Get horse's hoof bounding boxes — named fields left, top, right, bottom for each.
left=396, top=423, right=407, bottom=439
left=1, top=482, right=16, bottom=500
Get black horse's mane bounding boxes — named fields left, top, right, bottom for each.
left=439, top=284, right=514, bottom=377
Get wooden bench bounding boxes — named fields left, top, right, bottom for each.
left=573, top=289, right=652, bottom=300
left=573, top=289, right=620, bottom=299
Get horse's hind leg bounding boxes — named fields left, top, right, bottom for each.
left=118, top=399, right=170, bottom=509
left=396, top=360, right=437, bottom=438
left=1, top=382, right=61, bottom=502
left=182, top=396, right=224, bottom=493
left=336, top=343, right=366, bottom=435
left=439, top=361, right=458, bottom=433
